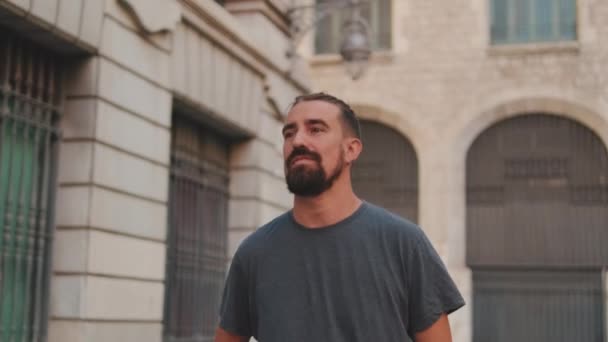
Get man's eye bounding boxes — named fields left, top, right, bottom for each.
left=311, top=127, right=323, bottom=133
left=283, top=131, right=294, bottom=139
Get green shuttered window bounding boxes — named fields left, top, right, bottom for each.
left=0, top=32, right=62, bottom=342
left=491, top=0, right=577, bottom=44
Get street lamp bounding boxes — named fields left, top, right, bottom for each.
left=286, top=0, right=372, bottom=80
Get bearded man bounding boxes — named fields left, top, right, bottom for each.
left=215, top=93, right=464, bottom=342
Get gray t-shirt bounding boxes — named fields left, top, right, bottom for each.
left=219, top=202, right=464, bottom=341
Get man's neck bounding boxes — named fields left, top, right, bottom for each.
left=292, top=183, right=362, bottom=229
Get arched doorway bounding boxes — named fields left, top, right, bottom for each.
left=466, top=114, right=608, bottom=341
left=352, top=120, right=418, bottom=222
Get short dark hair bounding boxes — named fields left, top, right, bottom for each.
left=291, top=92, right=361, bottom=139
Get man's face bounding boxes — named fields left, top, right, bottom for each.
left=282, top=100, right=347, bottom=197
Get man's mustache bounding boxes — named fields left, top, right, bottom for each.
left=286, top=147, right=321, bottom=167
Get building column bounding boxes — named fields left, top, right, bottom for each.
left=418, top=138, right=472, bottom=342
left=227, top=100, right=292, bottom=263
left=48, top=5, right=173, bottom=341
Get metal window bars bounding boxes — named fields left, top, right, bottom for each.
left=0, top=31, right=62, bottom=342
left=164, top=117, right=229, bottom=342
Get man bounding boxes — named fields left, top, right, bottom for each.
left=215, top=93, right=464, bottom=342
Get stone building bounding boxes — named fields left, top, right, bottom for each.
left=309, top=0, right=608, bottom=341
left=2, top=0, right=607, bottom=341
left=0, top=0, right=306, bottom=341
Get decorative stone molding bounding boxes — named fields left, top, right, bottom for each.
left=224, top=0, right=290, bottom=35
left=350, top=103, right=423, bottom=156
left=456, top=96, right=608, bottom=156
left=265, top=73, right=302, bottom=119
left=119, top=0, right=181, bottom=33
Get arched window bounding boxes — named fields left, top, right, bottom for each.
left=467, top=114, right=608, bottom=341
left=352, top=120, right=418, bottom=222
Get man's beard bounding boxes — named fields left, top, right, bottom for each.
left=285, top=146, right=344, bottom=197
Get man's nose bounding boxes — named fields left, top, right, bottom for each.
left=291, top=130, right=307, bottom=147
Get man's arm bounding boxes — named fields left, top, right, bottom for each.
left=414, top=314, right=452, bottom=342
left=214, top=327, right=249, bottom=342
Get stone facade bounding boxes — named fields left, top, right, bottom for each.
left=0, top=0, right=305, bottom=341
left=308, top=0, right=608, bottom=341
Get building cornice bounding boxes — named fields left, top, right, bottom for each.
left=118, top=0, right=181, bottom=33
left=224, top=0, right=291, bottom=36
left=179, top=0, right=309, bottom=93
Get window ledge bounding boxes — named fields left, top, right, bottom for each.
left=310, top=50, right=395, bottom=66
left=487, top=41, right=580, bottom=56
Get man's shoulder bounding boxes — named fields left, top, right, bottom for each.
left=234, top=211, right=292, bottom=257
left=362, top=202, right=421, bottom=237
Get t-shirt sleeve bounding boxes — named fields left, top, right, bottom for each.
left=218, top=253, right=253, bottom=337
left=406, top=230, right=465, bottom=336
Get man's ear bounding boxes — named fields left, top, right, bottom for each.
left=344, top=138, right=363, bottom=165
